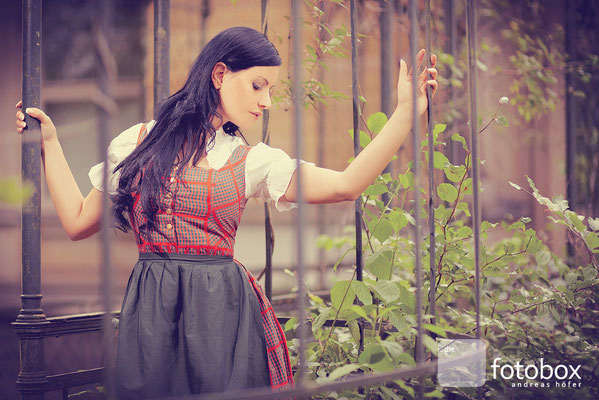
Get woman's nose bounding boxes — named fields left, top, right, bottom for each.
left=259, top=93, right=272, bottom=109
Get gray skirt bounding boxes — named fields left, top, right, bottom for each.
left=115, top=252, right=270, bottom=399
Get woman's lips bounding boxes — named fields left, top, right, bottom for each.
left=250, top=111, right=261, bottom=118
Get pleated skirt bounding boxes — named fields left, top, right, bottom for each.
left=115, top=252, right=272, bottom=399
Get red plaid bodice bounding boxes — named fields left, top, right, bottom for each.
left=130, top=124, right=251, bottom=256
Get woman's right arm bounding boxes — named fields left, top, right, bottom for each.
left=16, top=101, right=103, bottom=240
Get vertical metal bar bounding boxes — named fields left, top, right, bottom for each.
left=350, top=1, right=362, bottom=283
left=96, top=0, right=116, bottom=397
left=316, top=0, right=327, bottom=290
left=379, top=0, right=393, bottom=118
left=261, top=0, right=274, bottom=301
left=409, top=0, right=424, bottom=398
left=445, top=0, right=458, bottom=167
left=379, top=0, right=393, bottom=207
left=199, top=0, right=210, bottom=49
left=565, top=0, right=578, bottom=261
left=291, top=0, right=307, bottom=385
left=466, top=0, right=481, bottom=342
left=424, top=0, right=436, bottom=327
left=154, top=0, right=170, bottom=111
left=14, top=1, right=48, bottom=398
left=350, top=0, right=364, bottom=355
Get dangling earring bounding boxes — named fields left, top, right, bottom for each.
left=222, top=121, right=238, bottom=134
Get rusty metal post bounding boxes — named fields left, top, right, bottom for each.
left=350, top=0, right=365, bottom=355
left=154, top=0, right=170, bottom=111
left=95, top=0, right=116, bottom=397
left=408, top=0, right=424, bottom=398
left=379, top=0, right=393, bottom=207
left=261, top=0, right=274, bottom=301
left=291, top=0, right=308, bottom=385
left=13, top=1, right=48, bottom=399
left=424, top=0, right=436, bottom=327
left=466, top=0, right=481, bottom=342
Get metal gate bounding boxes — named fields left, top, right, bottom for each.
left=14, top=0, right=485, bottom=398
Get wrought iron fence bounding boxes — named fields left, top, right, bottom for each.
left=14, top=0, right=485, bottom=399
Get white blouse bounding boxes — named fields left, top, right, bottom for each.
left=88, top=121, right=314, bottom=212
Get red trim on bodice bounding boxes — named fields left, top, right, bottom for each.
left=130, top=124, right=251, bottom=256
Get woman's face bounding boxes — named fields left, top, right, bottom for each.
left=213, top=64, right=280, bottom=131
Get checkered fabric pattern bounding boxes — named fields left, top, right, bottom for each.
left=129, top=123, right=294, bottom=392
left=235, top=260, right=295, bottom=391
left=131, top=124, right=250, bottom=256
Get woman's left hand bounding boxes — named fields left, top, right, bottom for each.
left=396, top=49, right=438, bottom=118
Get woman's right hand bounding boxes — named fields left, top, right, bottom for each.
left=16, top=100, right=58, bottom=148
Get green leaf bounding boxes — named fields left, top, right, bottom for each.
left=437, top=183, right=458, bottom=202
left=312, top=308, right=331, bottom=332
left=444, top=165, right=466, bottom=183
left=388, top=210, right=408, bottom=232
left=372, top=218, right=394, bottom=243
left=358, top=343, right=386, bottom=365
left=348, top=304, right=370, bottom=321
left=396, top=352, right=416, bottom=366
left=330, top=280, right=356, bottom=311
left=352, top=280, right=373, bottom=305
left=527, top=235, right=543, bottom=253
left=284, top=317, right=298, bottom=332
left=585, top=232, right=599, bottom=250
left=566, top=210, right=586, bottom=234
left=379, top=386, right=401, bottom=400
left=326, top=364, right=361, bottom=381
left=423, top=323, right=447, bottom=338
left=421, top=334, right=438, bottom=355
left=366, top=251, right=392, bottom=280
left=462, top=178, right=473, bottom=195
left=398, top=285, right=415, bottom=313
left=535, top=250, right=551, bottom=266
left=367, top=112, right=388, bottom=134
left=348, top=129, right=372, bottom=148
left=380, top=340, right=404, bottom=361
left=509, top=181, right=522, bottom=191
left=433, top=123, right=447, bottom=136
left=349, top=320, right=361, bottom=343
left=364, top=183, right=388, bottom=196
left=496, top=115, right=509, bottom=127
left=398, top=174, right=410, bottom=189
left=424, top=389, right=445, bottom=398
left=395, top=379, right=415, bottom=395
left=388, top=310, right=411, bottom=338
left=433, top=151, right=451, bottom=169
left=451, top=132, right=468, bottom=151
left=457, top=202, right=471, bottom=216
left=589, top=217, right=599, bottom=231
left=375, top=281, right=401, bottom=304
left=457, top=226, right=473, bottom=238
left=360, top=130, right=372, bottom=148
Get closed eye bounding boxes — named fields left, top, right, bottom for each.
left=253, top=83, right=262, bottom=90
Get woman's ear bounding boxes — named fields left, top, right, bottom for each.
left=211, top=62, right=227, bottom=90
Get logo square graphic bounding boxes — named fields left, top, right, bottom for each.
left=437, top=339, right=486, bottom=387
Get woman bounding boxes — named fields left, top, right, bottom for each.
left=16, top=26, right=437, bottom=398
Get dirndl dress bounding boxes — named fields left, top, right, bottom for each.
left=115, top=124, right=294, bottom=398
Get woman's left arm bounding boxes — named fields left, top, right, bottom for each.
left=281, top=50, right=437, bottom=205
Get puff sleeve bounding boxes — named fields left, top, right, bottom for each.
left=245, top=142, right=315, bottom=212
left=88, top=122, right=145, bottom=195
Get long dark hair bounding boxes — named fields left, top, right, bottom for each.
left=112, top=26, right=281, bottom=236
